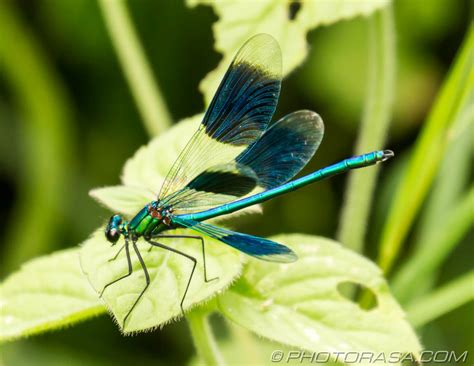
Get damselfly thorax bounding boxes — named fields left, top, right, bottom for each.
left=105, top=201, right=175, bottom=242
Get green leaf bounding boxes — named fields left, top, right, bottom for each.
left=187, top=308, right=226, bottom=366
left=392, top=188, right=474, bottom=304
left=217, top=234, right=421, bottom=361
left=391, top=104, right=474, bottom=304
left=377, top=27, right=474, bottom=273
left=79, top=228, right=242, bottom=334
left=406, top=271, right=474, bottom=328
left=90, top=185, right=156, bottom=217
left=121, top=114, right=201, bottom=192
left=0, top=248, right=105, bottom=343
left=89, top=116, right=201, bottom=216
left=191, top=322, right=342, bottom=366
left=90, top=113, right=261, bottom=221
left=187, top=0, right=390, bottom=103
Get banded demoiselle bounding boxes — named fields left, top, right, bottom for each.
left=102, top=34, right=394, bottom=326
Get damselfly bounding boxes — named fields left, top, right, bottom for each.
left=101, top=34, right=394, bottom=327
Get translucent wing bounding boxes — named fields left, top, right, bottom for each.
left=158, top=33, right=282, bottom=201
left=236, top=110, right=324, bottom=189
left=172, top=217, right=297, bottom=263
left=161, top=162, right=259, bottom=211
left=162, top=110, right=324, bottom=214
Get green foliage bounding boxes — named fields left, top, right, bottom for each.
left=0, top=222, right=421, bottom=355
left=191, top=323, right=341, bottom=365
left=187, top=308, right=226, bottom=366
left=2, top=117, right=419, bottom=344
left=392, top=188, right=474, bottom=304
left=90, top=115, right=202, bottom=216
left=0, top=0, right=74, bottom=274
left=80, top=229, right=241, bottom=333
left=378, top=27, right=474, bottom=273
left=337, top=6, right=394, bottom=253
left=90, top=185, right=155, bottom=218
left=122, top=115, right=201, bottom=196
left=99, top=0, right=172, bottom=136
left=406, top=271, right=474, bottom=328
left=1, top=0, right=472, bottom=363
left=219, top=234, right=421, bottom=360
left=392, top=97, right=474, bottom=304
left=188, top=0, right=390, bottom=103
left=297, top=0, right=460, bottom=134
left=0, top=248, right=104, bottom=342
left=90, top=114, right=261, bottom=221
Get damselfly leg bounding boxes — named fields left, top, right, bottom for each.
left=149, top=234, right=219, bottom=283
left=100, top=238, right=132, bottom=297
left=122, top=240, right=151, bottom=328
left=103, top=235, right=219, bottom=329
left=145, top=239, right=198, bottom=315
left=108, top=243, right=125, bottom=262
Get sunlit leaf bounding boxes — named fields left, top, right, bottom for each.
left=0, top=248, right=105, bottom=343
left=90, top=114, right=261, bottom=221
left=218, top=234, right=421, bottom=361
left=90, top=185, right=156, bottom=218
left=121, top=115, right=201, bottom=193
left=187, top=0, right=390, bottom=103
left=80, top=228, right=241, bottom=333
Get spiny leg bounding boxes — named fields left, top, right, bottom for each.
left=146, top=239, right=197, bottom=314
left=123, top=240, right=150, bottom=328
left=108, top=243, right=125, bottom=262
left=100, top=239, right=132, bottom=297
left=150, top=234, right=219, bottom=283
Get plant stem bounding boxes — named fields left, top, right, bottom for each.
left=399, top=104, right=474, bottom=302
left=337, top=6, right=395, bottom=253
left=392, top=188, right=474, bottom=304
left=99, top=0, right=172, bottom=136
left=406, top=271, right=474, bottom=328
left=415, top=108, right=473, bottom=252
left=0, top=1, right=74, bottom=273
left=187, top=310, right=225, bottom=366
left=377, top=26, right=474, bottom=274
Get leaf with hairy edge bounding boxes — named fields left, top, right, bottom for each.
left=90, top=114, right=261, bottom=221
left=121, top=115, right=202, bottom=193
left=217, top=234, right=421, bottom=363
left=80, top=228, right=241, bottom=333
left=90, top=185, right=156, bottom=217
left=0, top=248, right=105, bottom=342
left=187, top=0, right=390, bottom=104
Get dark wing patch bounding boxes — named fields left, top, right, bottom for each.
left=187, top=165, right=257, bottom=195
left=204, top=62, right=280, bottom=146
left=237, top=110, right=324, bottom=189
left=162, top=163, right=258, bottom=211
left=161, top=110, right=324, bottom=214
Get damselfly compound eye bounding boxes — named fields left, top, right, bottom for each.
left=105, top=215, right=123, bottom=243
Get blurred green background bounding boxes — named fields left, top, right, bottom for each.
left=0, top=0, right=472, bottom=365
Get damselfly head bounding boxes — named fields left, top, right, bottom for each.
left=105, top=214, right=123, bottom=244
